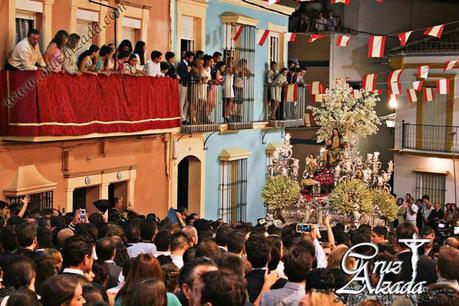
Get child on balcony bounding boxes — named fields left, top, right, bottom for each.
left=124, top=54, right=145, bottom=76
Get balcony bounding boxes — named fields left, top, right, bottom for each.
left=400, top=122, right=459, bottom=154
left=0, top=71, right=181, bottom=141
left=265, top=84, right=307, bottom=128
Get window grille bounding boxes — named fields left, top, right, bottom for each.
left=7, top=191, right=54, bottom=212
left=219, top=159, right=248, bottom=222
left=415, top=172, right=446, bottom=205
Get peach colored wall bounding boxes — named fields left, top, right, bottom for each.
left=0, top=135, right=170, bottom=218
left=147, top=1, right=170, bottom=54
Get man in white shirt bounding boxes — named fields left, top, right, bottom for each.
left=405, top=198, right=419, bottom=225
left=7, top=29, right=45, bottom=71
left=170, top=232, right=189, bottom=269
left=144, top=50, right=164, bottom=77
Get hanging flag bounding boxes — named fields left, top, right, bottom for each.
left=258, top=29, right=270, bottom=46
left=330, top=0, right=350, bottom=5
left=398, top=31, right=412, bottom=47
left=285, top=32, right=297, bottom=42
left=417, top=65, right=429, bottom=79
left=285, top=84, right=299, bottom=102
left=268, top=0, right=280, bottom=5
left=413, top=80, right=424, bottom=91
left=312, top=94, right=323, bottom=103
left=407, top=89, right=417, bottom=103
left=376, top=0, right=384, bottom=3
left=437, top=79, right=450, bottom=95
left=368, top=35, right=387, bottom=58
left=310, top=81, right=324, bottom=95
left=233, top=26, right=244, bottom=42
left=362, top=74, right=377, bottom=91
left=308, top=34, right=326, bottom=43
left=336, top=35, right=351, bottom=47
left=424, top=24, right=445, bottom=38
left=304, top=113, right=315, bottom=127
left=387, top=69, right=403, bottom=95
left=423, top=88, right=435, bottom=102
left=444, top=60, right=458, bottom=71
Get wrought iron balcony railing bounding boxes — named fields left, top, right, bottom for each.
left=401, top=121, right=459, bottom=154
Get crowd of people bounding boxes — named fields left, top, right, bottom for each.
left=0, top=192, right=457, bottom=306
left=289, top=9, right=342, bottom=34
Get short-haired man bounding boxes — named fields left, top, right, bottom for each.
left=260, top=241, right=314, bottom=305
left=371, top=226, right=389, bottom=245
left=164, top=51, right=177, bottom=78
left=181, top=225, right=198, bottom=248
left=153, top=230, right=171, bottom=257
left=436, top=246, right=459, bottom=291
left=7, top=29, right=45, bottom=71
left=177, top=51, right=195, bottom=124
left=62, top=235, right=94, bottom=278
left=96, top=237, right=122, bottom=288
left=211, top=51, right=222, bottom=80
left=15, top=223, right=37, bottom=258
left=215, top=225, right=232, bottom=253
left=420, top=226, right=436, bottom=259
left=170, top=232, right=189, bottom=269
left=145, top=50, right=164, bottom=77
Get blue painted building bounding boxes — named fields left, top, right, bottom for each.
left=171, top=0, right=298, bottom=223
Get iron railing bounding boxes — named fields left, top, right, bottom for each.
left=265, top=84, right=307, bottom=128
left=182, top=82, right=224, bottom=133
left=401, top=121, right=459, bottom=153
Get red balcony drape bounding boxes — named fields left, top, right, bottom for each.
left=0, top=71, right=181, bottom=137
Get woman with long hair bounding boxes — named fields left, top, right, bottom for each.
left=44, top=30, right=69, bottom=72
left=77, top=45, right=99, bottom=75
left=40, top=274, right=86, bottom=306
left=126, top=278, right=167, bottom=306
left=0, top=256, right=37, bottom=299
left=115, top=254, right=180, bottom=306
left=95, top=45, right=114, bottom=73
left=62, top=33, right=81, bottom=76
left=117, top=40, right=133, bottom=54
left=133, top=41, right=146, bottom=66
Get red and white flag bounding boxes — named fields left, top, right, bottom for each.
left=417, top=65, right=429, bottom=79
left=285, top=32, right=297, bottom=42
left=362, top=73, right=377, bottom=91
left=285, top=84, right=299, bottom=102
left=258, top=29, right=270, bottom=46
left=312, top=94, right=323, bottom=103
left=406, top=89, right=417, bottom=103
left=423, top=88, right=435, bottom=102
left=387, top=69, right=403, bottom=95
left=310, top=81, right=324, bottom=95
left=424, top=24, right=445, bottom=38
left=268, top=0, right=280, bottom=5
left=233, top=26, right=244, bottom=41
left=437, top=79, right=450, bottom=95
left=444, top=60, right=457, bottom=71
left=330, top=0, right=350, bottom=5
left=413, top=80, right=424, bottom=91
left=308, top=34, right=326, bottom=43
left=336, top=35, right=351, bottom=47
left=398, top=31, right=412, bottom=47
left=368, top=35, right=387, bottom=58
left=304, top=113, right=315, bottom=127
left=373, top=89, right=383, bottom=95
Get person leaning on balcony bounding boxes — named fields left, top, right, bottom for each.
left=164, top=52, right=177, bottom=79
left=114, top=51, right=130, bottom=74
left=95, top=45, right=114, bottom=74
left=271, top=68, right=288, bottom=121
left=266, top=61, right=278, bottom=119
left=177, top=51, right=195, bottom=124
left=44, top=30, right=69, bottom=73
left=62, top=33, right=82, bottom=76
left=125, top=54, right=145, bottom=76
left=145, top=51, right=164, bottom=77
left=77, top=45, right=99, bottom=75
left=6, top=29, right=46, bottom=71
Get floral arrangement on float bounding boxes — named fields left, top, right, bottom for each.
left=307, top=78, right=381, bottom=143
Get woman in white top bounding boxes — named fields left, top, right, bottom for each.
left=266, top=61, right=278, bottom=120
left=223, top=62, right=235, bottom=122
left=271, top=68, right=288, bottom=120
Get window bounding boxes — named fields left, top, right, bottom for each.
left=269, top=33, right=280, bottom=64
left=223, top=23, right=255, bottom=123
left=219, top=159, right=248, bottom=223
left=16, top=11, right=36, bottom=43
left=7, top=191, right=53, bottom=212
left=415, top=172, right=446, bottom=205
left=181, top=15, right=195, bottom=55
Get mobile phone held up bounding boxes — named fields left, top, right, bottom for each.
left=296, top=223, right=312, bottom=233
left=79, top=209, right=87, bottom=223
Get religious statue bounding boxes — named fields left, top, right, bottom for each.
left=304, top=154, right=318, bottom=177
left=325, top=128, right=345, bottom=166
